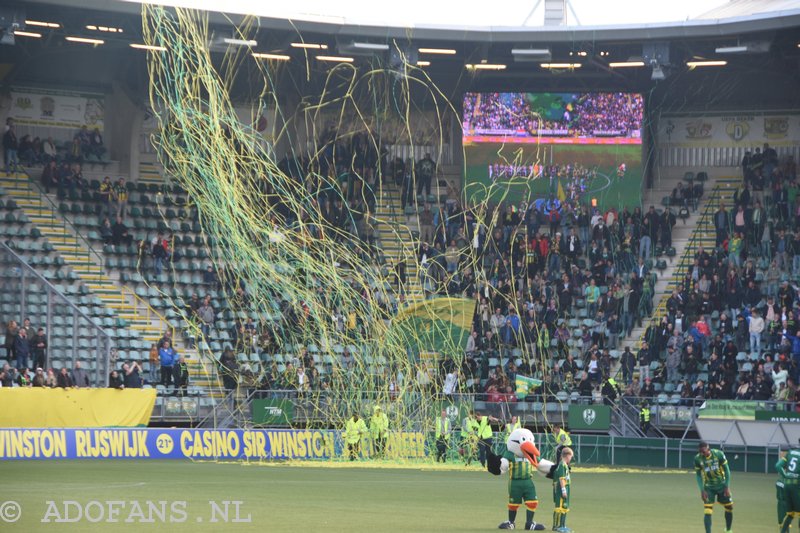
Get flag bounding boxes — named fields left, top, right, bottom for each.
left=557, top=179, right=566, bottom=202
left=515, top=375, right=543, bottom=400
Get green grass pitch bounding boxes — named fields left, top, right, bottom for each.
left=2, top=460, right=775, bottom=532
left=463, top=143, right=644, bottom=209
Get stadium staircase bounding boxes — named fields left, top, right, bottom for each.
left=138, top=160, right=164, bottom=190
left=374, top=165, right=461, bottom=306
left=375, top=182, right=424, bottom=304
left=622, top=172, right=740, bottom=347
left=0, top=170, right=218, bottom=392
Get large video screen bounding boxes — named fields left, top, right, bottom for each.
left=462, top=92, right=645, bottom=209
left=462, top=92, right=644, bottom=143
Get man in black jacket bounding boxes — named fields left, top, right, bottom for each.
left=714, top=203, right=730, bottom=246
left=173, top=356, right=190, bottom=395
left=637, top=341, right=651, bottom=381
left=13, top=328, right=30, bottom=371
left=31, top=328, right=47, bottom=370
left=620, top=347, right=636, bottom=385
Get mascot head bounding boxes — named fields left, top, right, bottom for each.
left=506, top=428, right=538, bottom=466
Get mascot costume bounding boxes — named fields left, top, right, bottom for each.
left=487, top=428, right=554, bottom=530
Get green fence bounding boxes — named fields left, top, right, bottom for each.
left=526, top=434, right=777, bottom=473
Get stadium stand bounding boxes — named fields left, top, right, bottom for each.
left=0, top=1, right=798, bottom=440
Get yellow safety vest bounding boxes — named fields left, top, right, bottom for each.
left=370, top=412, right=388, bottom=438
left=344, top=417, right=367, bottom=444
left=556, top=428, right=572, bottom=446
left=435, top=417, right=450, bottom=440
left=478, top=416, right=493, bottom=440
left=505, top=421, right=521, bottom=439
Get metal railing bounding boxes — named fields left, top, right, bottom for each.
left=22, top=167, right=175, bottom=341
left=185, top=388, right=710, bottom=429
left=19, top=169, right=105, bottom=271
left=641, top=184, right=729, bottom=335
left=0, top=241, right=112, bottom=386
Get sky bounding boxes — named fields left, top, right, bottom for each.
left=124, top=0, right=729, bottom=28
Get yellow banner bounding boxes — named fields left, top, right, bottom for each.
left=0, top=389, right=156, bottom=428
left=394, top=297, right=475, bottom=331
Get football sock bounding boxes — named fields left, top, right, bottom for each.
left=552, top=511, right=558, bottom=529
left=560, top=512, right=566, bottom=528
left=778, top=487, right=786, bottom=525
left=781, top=515, right=792, bottom=533
left=724, top=510, right=732, bottom=530
left=508, top=509, right=517, bottom=524
left=704, top=514, right=712, bottom=533
left=526, top=509, right=534, bottom=524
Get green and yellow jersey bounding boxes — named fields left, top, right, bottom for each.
left=694, top=449, right=730, bottom=489
left=503, top=450, right=535, bottom=481
left=554, top=461, right=570, bottom=488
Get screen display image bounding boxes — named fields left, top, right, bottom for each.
left=462, top=92, right=645, bottom=209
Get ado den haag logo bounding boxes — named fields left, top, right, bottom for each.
left=445, top=404, right=459, bottom=422
left=725, top=120, right=750, bottom=141
left=582, top=408, right=596, bottom=426
left=156, top=433, right=174, bottom=454
left=685, top=120, right=712, bottom=139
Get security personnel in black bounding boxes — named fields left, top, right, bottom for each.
left=601, top=376, right=621, bottom=406
left=640, top=401, right=651, bottom=435
left=172, top=356, right=190, bottom=395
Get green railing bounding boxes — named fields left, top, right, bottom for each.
left=19, top=169, right=175, bottom=341
left=646, top=184, right=732, bottom=327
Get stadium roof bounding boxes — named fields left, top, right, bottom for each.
left=17, top=0, right=800, bottom=42
left=4, top=0, right=800, bottom=99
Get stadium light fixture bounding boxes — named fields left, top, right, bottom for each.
left=130, top=43, right=166, bottom=52
left=511, top=48, right=551, bottom=62
left=316, top=55, right=354, bottom=62
left=686, top=60, right=727, bottom=67
left=540, top=63, right=582, bottom=69
left=418, top=47, right=456, bottom=55
left=65, top=36, right=105, bottom=45
left=511, top=48, right=550, bottom=56
left=87, top=25, right=123, bottom=33
left=715, top=41, right=770, bottom=54
left=609, top=61, right=645, bottom=68
left=714, top=45, right=747, bottom=54
left=465, top=63, right=506, bottom=70
left=291, top=42, right=328, bottom=49
left=223, top=37, right=257, bottom=47
left=13, top=31, right=42, bottom=38
left=416, top=60, right=431, bottom=66
left=253, top=52, right=290, bottom=61
left=25, top=20, right=60, bottom=28
left=349, top=42, right=389, bottom=51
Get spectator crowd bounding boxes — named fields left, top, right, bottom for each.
left=463, top=92, right=644, bottom=138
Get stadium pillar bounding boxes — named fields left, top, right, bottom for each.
left=95, top=336, right=100, bottom=386
left=45, top=291, right=52, bottom=370
left=20, top=270, right=27, bottom=327
left=72, top=310, right=78, bottom=369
